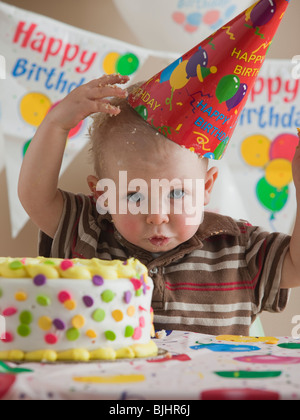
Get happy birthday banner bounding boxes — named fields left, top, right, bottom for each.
left=112, top=0, right=254, bottom=53
left=207, top=58, right=298, bottom=234
left=0, top=1, right=298, bottom=238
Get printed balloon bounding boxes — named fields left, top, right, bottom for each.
left=216, top=75, right=240, bottom=103
left=186, top=48, right=208, bottom=79
left=134, top=105, right=148, bottom=120
left=103, top=52, right=120, bottom=74
left=116, top=53, right=139, bottom=76
left=20, top=92, right=51, bottom=127
left=186, top=12, right=202, bottom=26
left=203, top=152, right=215, bottom=159
left=172, top=11, right=185, bottom=25
left=214, top=140, right=228, bottom=160
left=160, top=58, right=182, bottom=83
left=269, top=133, right=299, bottom=162
left=256, top=177, right=288, bottom=214
left=241, top=134, right=271, bottom=167
left=226, top=83, right=248, bottom=111
left=169, top=60, right=189, bottom=90
left=265, top=159, right=293, bottom=189
left=23, top=139, right=32, bottom=157
left=203, top=10, right=221, bottom=26
left=250, top=0, right=277, bottom=27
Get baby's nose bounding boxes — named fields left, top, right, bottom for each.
left=146, top=212, right=169, bottom=225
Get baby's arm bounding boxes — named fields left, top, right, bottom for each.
left=281, top=130, right=300, bottom=288
left=18, top=74, right=129, bottom=238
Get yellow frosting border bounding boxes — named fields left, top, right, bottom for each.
left=0, top=340, right=158, bottom=362
left=0, top=257, right=147, bottom=280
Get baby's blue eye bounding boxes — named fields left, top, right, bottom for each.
left=127, top=192, right=145, bottom=203
left=169, top=189, right=185, bottom=200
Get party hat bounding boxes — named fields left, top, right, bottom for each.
left=128, top=0, right=290, bottom=160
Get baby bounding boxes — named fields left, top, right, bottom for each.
left=18, top=74, right=300, bottom=336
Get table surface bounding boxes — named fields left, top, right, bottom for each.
left=1, top=330, right=300, bottom=400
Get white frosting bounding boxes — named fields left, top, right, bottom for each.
left=0, top=258, right=154, bottom=354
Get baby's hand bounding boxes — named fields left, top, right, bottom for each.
left=46, top=74, right=129, bottom=132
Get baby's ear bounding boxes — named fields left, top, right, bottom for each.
left=204, top=167, right=218, bottom=206
left=87, top=175, right=103, bottom=200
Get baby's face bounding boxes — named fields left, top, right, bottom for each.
left=96, top=131, right=216, bottom=254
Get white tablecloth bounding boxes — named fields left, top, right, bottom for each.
left=1, top=331, right=300, bottom=400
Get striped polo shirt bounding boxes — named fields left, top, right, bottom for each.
left=39, top=190, right=291, bottom=336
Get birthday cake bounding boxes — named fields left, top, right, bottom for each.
left=0, top=257, right=157, bottom=362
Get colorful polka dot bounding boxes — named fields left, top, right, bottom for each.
left=17, top=324, right=31, bottom=337
left=38, top=316, right=52, bottom=331
left=86, top=329, right=97, bottom=339
left=142, top=283, right=147, bottom=295
left=15, top=291, right=28, bottom=302
left=45, top=333, right=58, bottom=345
left=141, top=273, right=148, bottom=284
left=105, top=330, right=116, bottom=341
left=127, top=306, right=135, bottom=317
left=72, top=315, right=85, bottom=329
left=133, top=327, right=142, bottom=340
left=112, top=310, right=123, bottom=322
left=9, top=260, right=23, bottom=270
left=43, top=260, right=55, bottom=266
left=19, top=310, right=33, bottom=325
left=82, top=295, right=94, bottom=308
left=66, top=328, right=80, bottom=341
left=92, top=308, right=105, bottom=322
left=1, top=332, right=14, bottom=343
left=58, top=291, right=72, bottom=303
left=60, top=259, right=74, bottom=271
left=36, top=295, right=51, bottom=307
left=92, top=275, right=104, bottom=286
left=139, top=316, right=145, bottom=328
left=64, top=299, right=76, bottom=311
left=53, top=319, right=65, bottom=330
left=125, top=325, right=134, bottom=337
left=33, top=274, right=47, bottom=286
left=101, top=290, right=115, bottom=303
left=3, top=307, right=17, bottom=317
left=130, top=278, right=142, bottom=291
left=124, top=291, right=132, bottom=304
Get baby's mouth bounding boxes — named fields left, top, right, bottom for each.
left=149, top=236, right=170, bottom=247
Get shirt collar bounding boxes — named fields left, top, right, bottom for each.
left=195, top=211, right=241, bottom=242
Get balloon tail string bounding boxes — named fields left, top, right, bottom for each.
left=165, top=88, right=174, bottom=111
left=269, top=213, right=276, bottom=232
